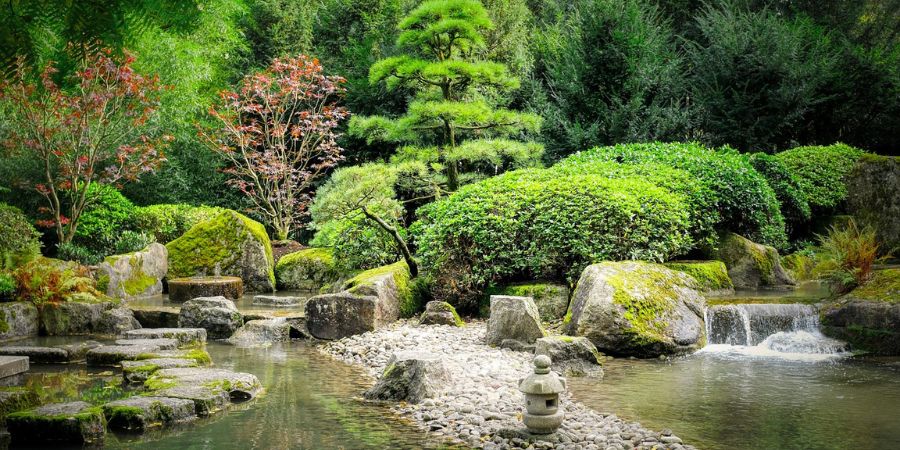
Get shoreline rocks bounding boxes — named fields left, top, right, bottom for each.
left=178, top=297, right=243, bottom=340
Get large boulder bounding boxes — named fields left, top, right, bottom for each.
left=0, top=302, right=39, bottom=340
left=534, top=336, right=604, bottom=377
left=565, top=261, right=706, bottom=357
left=39, top=301, right=138, bottom=335
left=419, top=301, right=464, bottom=327
left=305, top=293, right=379, bottom=340
left=663, top=260, right=734, bottom=295
left=226, top=319, right=291, bottom=347
left=363, top=351, right=451, bottom=404
left=166, top=210, right=275, bottom=292
left=178, top=296, right=243, bottom=339
left=97, top=243, right=167, bottom=299
left=341, top=261, right=412, bottom=320
left=709, top=232, right=795, bottom=289
left=487, top=283, right=570, bottom=321
left=484, top=295, right=545, bottom=346
left=846, top=155, right=899, bottom=253
left=822, top=269, right=900, bottom=355
left=274, top=248, right=343, bottom=291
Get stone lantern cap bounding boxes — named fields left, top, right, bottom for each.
left=518, top=355, right=566, bottom=395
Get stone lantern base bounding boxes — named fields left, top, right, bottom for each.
left=523, top=409, right=565, bottom=434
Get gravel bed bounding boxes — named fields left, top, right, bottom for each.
left=321, top=321, right=696, bottom=450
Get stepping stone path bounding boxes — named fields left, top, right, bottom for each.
left=152, top=385, right=230, bottom=417
left=0, top=341, right=102, bottom=364
left=102, top=396, right=196, bottom=431
left=0, top=356, right=28, bottom=379
left=7, top=401, right=105, bottom=445
left=148, top=368, right=263, bottom=400
left=121, top=327, right=207, bottom=346
left=122, top=357, right=200, bottom=384
left=114, top=338, right=179, bottom=350
left=227, top=319, right=291, bottom=347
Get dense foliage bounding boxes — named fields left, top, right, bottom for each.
left=131, top=204, right=226, bottom=244
left=0, top=203, right=41, bottom=269
left=559, top=143, right=788, bottom=249
left=747, top=153, right=811, bottom=236
left=413, top=169, right=692, bottom=309
left=775, top=143, right=866, bottom=214
left=815, top=218, right=886, bottom=295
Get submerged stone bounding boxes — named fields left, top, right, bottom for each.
left=7, top=401, right=105, bottom=445
left=178, top=296, right=243, bottom=339
left=485, top=295, right=545, bottom=346
left=121, top=328, right=207, bottom=346
left=364, top=351, right=451, bottom=404
left=565, top=261, right=706, bottom=357
left=102, top=396, right=196, bottom=431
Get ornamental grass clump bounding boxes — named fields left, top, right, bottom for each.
left=413, top=168, right=692, bottom=310
left=815, top=218, right=887, bottom=295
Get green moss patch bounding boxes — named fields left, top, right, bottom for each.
left=344, top=261, right=419, bottom=317
left=664, top=260, right=733, bottom=292
left=274, top=247, right=342, bottom=290
left=849, top=269, right=900, bottom=303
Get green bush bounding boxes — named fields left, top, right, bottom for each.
left=113, top=230, right=153, bottom=255
left=747, top=153, right=811, bottom=234
left=72, top=184, right=136, bottom=257
left=131, top=204, right=226, bottom=244
left=413, top=168, right=692, bottom=310
left=559, top=142, right=788, bottom=249
left=775, top=143, right=866, bottom=214
left=0, top=203, right=41, bottom=269
left=310, top=217, right=401, bottom=272
left=0, top=272, right=15, bottom=301
left=56, top=242, right=104, bottom=266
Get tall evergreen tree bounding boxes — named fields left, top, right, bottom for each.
left=349, top=0, right=542, bottom=192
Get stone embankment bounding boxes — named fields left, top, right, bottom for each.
left=322, top=321, right=694, bottom=450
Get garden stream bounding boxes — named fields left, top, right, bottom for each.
left=14, top=284, right=900, bottom=450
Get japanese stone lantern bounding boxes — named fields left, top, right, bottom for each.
left=518, top=355, right=566, bottom=434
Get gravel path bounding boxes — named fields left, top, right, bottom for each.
left=321, top=321, right=696, bottom=450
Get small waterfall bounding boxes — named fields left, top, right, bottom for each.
left=704, top=303, right=850, bottom=358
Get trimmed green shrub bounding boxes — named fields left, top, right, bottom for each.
left=413, top=168, right=692, bottom=310
left=559, top=142, right=788, bottom=249
left=0, top=203, right=41, bottom=269
left=775, top=143, right=866, bottom=214
left=310, top=217, right=402, bottom=272
left=71, top=184, right=136, bottom=257
left=131, top=204, right=226, bottom=244
left=56, top=242, right=104, bottom=266
left=747, top=153, right=811, bottom=234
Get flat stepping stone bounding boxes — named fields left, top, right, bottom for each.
left=0, top=341, right=103, bottom=363
left=0, top=388, right=39, bottom=425
left=121, top=328, right=207, bottom=346
left=122, top=358, right=199, bottom=384
left=149, top=368, right=263, bottom=400
left=0, top=356, right=28, bottom=379
left=115, top=338, right=179, bottom=350
left=7, top=401, right=105, bottom=445
left=227, top=319, right=291, bottom=347
left=153, top=386, right=230, bottom=416
left=252, top=295, right=307, bottom=307
left=102, top=396, right=196, bottom=431
left=86, top=344, right=161, bottom=366
left=130, top=306, right=180, bottom=328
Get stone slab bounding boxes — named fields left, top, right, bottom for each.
left=102, top=396, right=196, bottom=431
left=0, top=356, right=28, bottom=378
left=7, top=401, right=105, bottom=444
left=121, top=328, right=207, bottom=346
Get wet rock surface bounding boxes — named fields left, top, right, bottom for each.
left=121, top=327, right=207, bottom=346
left=227, top=319, right=291, bottom=347
left=323, top=322, right=694, bottom=450
left=122, top=357, right=200, bottom=384
left=102, top=396, right=196, bottom=431
left=7, top=401, right=105, bottom=445
left=178, top=297, right=243, bottom=339
left=148, top=368, right=263, bottom=400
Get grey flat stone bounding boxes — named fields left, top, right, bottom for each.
left=7, top=401, right=105, bottom=444
left=85, top=344, right=160, bottom=366
left=151, top=368, right=263, bottom=400
left=102, top=396, right=196, bottom=431
left=0, top=356, right=28, bottom=378
left=115, top=338, right=179, bottom=350
left=154, top=385, right=230, bottom=416
left=121, top=328, right=207, bottom=345
left=0, top=346, right=68, bottom=364
left=252, top=295, right=307, bottom=307
left=121, top=358, right=199, bottom=384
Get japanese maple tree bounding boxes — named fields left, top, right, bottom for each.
left=200, top=55, right=348, bottom=240
left=0, top=48, right=169, bottom=244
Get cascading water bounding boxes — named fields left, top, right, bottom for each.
left=701, top=303, right=850, bottom=360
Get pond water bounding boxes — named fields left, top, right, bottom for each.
left=20, top=340, right=453, bottom=450
left=127, top=290, right=312, bottom=316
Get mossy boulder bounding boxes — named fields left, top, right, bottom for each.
left=565, top=261, right=706, bottom=357
left=0, top=302, right=39, bottom=340
left=7, top=401, right=105, bottom=445
left=534, top=336, right=604, bottom=377
left=178, top=297, right=243, bottom=340
left=846, top=154, right=900, bottom=253
left=419, top=301, right=464, bottom=327
left=166, top=210, right=275, bottom=292
left=122, top=357, right=200, bottom=384
left=709, top=232, right=795, bottom=289
left=343, top=261, right=414, bottom=319
left=274, top=247, right=344, bottom=291
left=145, top=367, right=263, bottom=400
left=151, top=385, right=230, bottom=417
left=663, top=260, right=734, bottom=295
left=0, top=388, right=39, bottom=426
left=485, top=282, right=570, bottom=321
left=97, top=243, right=167, bottom=299
left=38, top=300, right=138, bottom=336
left=102, top=396, right=196, bottom=431
left=821, top=269, right=900, bottom=355
left=781, top=252, right=819, bottom=282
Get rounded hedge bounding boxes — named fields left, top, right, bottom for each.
left=0, top=203, right=41, bottom=269
left=412, top=169, right=693, bottom=310
left=73, top=184, right=136, bottom=257
left=559, top=142, right=788, bottom=249
left=774, top=143, right=865, bottom=213
left=747, top=152, right=811, bottom=233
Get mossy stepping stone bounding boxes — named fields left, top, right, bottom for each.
left=86, top=344, right=162, bottom=366
left=121, top=328, right=207, bottom=346
left=115, top=338, right=179, bottom=350
left=102, top=396, right=196, bottom=432
left=7, top=401, right=105, bottom=445
left=146, top=368, right=263, bottom=400
left=153, top=386, right=230, bottom=417
left=121, top=358, right=199, bottom=384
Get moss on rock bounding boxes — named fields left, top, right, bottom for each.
left=344, top=261, right=417, bottom=318
left=847, top=269, right=900, bottom=303
left=710, top=232, right=794, bottom=289
left=166, top=210, right=275, bottom=292
left=274, top=247, right=343, bottom=291
left=663, top=260, right=734, bottom=294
